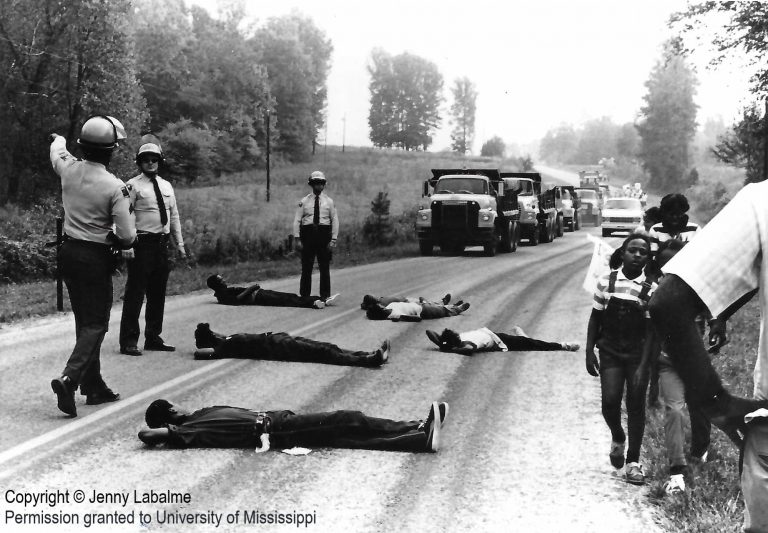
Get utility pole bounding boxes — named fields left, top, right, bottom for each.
left=342, top=115, right=346, bottom=153
left=763, top=98, right=768, bottom=183
left=266, top=107, right=271, bottom=202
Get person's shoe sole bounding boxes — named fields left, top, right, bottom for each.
left=437, top=402, right=449, bottom=427
left=51, top=378, right=77, bottom=417
left=324, top=293, right=340, bottom=305
left=442, top=293, right=451, bottom=305
left=194, top=348, right=217, bottom=360
left=425, top=330, right=442, bottom=348
left=426, top=401, right=441, bottom=452
left=380, top=339, right=390, bottom=364
left=313, top=300, right=326, bottom=309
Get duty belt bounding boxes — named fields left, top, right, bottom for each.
left=136, top=232, right=169, bottom=242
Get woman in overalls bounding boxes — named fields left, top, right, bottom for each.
left=586, top=233, right=657, bottom=485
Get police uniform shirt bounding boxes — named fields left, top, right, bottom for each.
left=126, top=173, right=184, bottom=246
left=292, top=192, right=339, bottom=239
left=49, top=135, right=135, bottom=246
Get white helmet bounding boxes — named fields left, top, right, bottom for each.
left=308, top=170, right=326, bottom=185
left=77, top=115, right=125, bottom=149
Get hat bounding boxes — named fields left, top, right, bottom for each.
left=308, top=171, right=326, bottom=185
left=137, top=143, right=163, bottom=159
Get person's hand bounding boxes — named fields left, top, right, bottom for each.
left=328, top=238, right=337, bottom=250
left=708, top=318, right=728, bottom=354
left=121, top=248, right=135, bottom=260
left=294, top=238, right=302, bottom=252
left=586, top=349, right=600, bottom=377
left=630, top=364, right=649, bottom=395
left=176, top=244, right=187, bottom=259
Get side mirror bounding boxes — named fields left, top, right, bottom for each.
left=423, top=181, right=430, bottom=197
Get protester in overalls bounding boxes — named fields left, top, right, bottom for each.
left=586, top=233, right=657, bottom=485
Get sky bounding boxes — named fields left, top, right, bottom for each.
left=188, top=0, right=755, bottom=153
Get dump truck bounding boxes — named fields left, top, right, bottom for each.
left=499, top=172, right=557, bottom=246
left=554, top=185, right=581, bottom=232
left=416, top=168, right=520, bottom=256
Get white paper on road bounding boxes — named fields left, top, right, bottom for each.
left=582, top=234, right=615, bottom=294
left=281, top=447, right=312, bottom=455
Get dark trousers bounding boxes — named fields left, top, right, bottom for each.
left=496, top=333, right=565, bottom=351
left=253, top=289, right=320, bottom=308
left=270, top=410, right=427, bottom=451
left=216, top=332, right=379, bottom=367
left=648, top=275, right=724, bottom=404
left=300, top=225, right=332, bottom=298
left=60, top=240, right=113, bottom=392
left=599, top=352, right=648, bottom=464
left=419, top=303, right=459, bottom=319
left=119, top=235, right=170, bottom=347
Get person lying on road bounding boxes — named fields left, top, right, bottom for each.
left=193, top=323, right=389, bottom=367
left=207, top=274, right=338, bottom=309
left=138, top=399, right=448, bottom=453
left=425, top=326, right=580, bottom=355
left=365, top=300, right=470, bottom=322
left=360, top=293, right=453, bottom=310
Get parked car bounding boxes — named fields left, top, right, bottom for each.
left=601, top=197, right=643, bottom=237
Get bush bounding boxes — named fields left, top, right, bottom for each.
left=161, top=119, right=218, bottom=184
left=362, top=191, right=395, bottom=246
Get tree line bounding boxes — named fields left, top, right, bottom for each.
left=0, top=0, right=332, bottom=203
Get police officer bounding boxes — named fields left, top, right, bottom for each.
left=293, top=171, right=339, bottom=299
left=119, top=141, right=185, bottom=356
left=49, top=115, right=136, bottom=417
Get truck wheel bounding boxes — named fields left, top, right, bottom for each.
left=419, top=240, right=433, bottom=256
left=484, top=243, right=497, bottom=257
left=510, top=223, right=519, bottom=252
left=602, top=228, right=611, bottom=237
left=498, top=220, right=512, bottom=253
left=528, top=225, right=539, bottom=246
left=541, top=221, right=552, bottom=243
left=556, top=215, right=564, bottom=237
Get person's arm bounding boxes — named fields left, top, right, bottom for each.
left=586, top=308, right=602, bottom=376
left=236, top=283, right=262, bottom=302
left=292, top=201, right=303, bottom=241
left=633, top=320, right=659, bottom=391
left=449, top=341, right=477, bottom=355
left=110, top=184, right=137, bottom=248
left=397, top=314, right=422, bottom=322
left=329, top=197, right=339, bottom=246
left=138, top=427, right=170, bottom=446
left=168, top=187, right=186, bottom=257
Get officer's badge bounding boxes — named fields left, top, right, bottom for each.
left=121, top=186, right=130, bottom=198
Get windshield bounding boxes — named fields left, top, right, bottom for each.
left=575, top=189, right=597, bottom=200
left=604, top=198, right=642, bottom=210
left=435, top=177, right=488, bottom=195
left=505, top=179, right=533, bottom=196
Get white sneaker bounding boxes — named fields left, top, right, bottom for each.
left=625, top=462, right=645, bottom=485
left=691, top=450, right=709, bottom=464
left=563, top=342, right=581, bottom=351
left=664, top=474, right=686, bottom=494
left=324, top=293, right=340, bottom=305
left=313, top=300, right=325, bottom=309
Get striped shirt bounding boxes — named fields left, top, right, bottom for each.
left=649, top=222, right=700, bottom=251
left=593, top=268, right=657, bottom=317
left=664, top=181, right=768, bottom=399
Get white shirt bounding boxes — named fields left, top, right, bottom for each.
left=664, top=181, right=768, bottom=399
left=293, top=192, right=339, bottom=239
left=385, top=301, right=423, bottom=319
left=459, top=327, right=508, bottom=352
left=49, top=136, right=135, bottom=246
left=126, top=173, right=184, bottom=246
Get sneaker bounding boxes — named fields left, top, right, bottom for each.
left=424, top=401, right=441, bottom=452
left=425, top=330, right=442, bottom=348
left=510, top=326, right=527, bottom=337
left=313, top=300, right=326, bottom=309
left=691, top=450, right=709, bottom=464
left=625, top=462, right=645, bottom=485
left=379, top=339, right=391, bottom=364
left=664, top=474, right=686, bottom=494
left=456, top=302, right=470, bottom=314
left=437, top=402, right=449, bottom=428
left=193, top=348, right=218, bottom=360
left=324, top=293, right=339, bottom=305
left=562, top=342, right=581, bottom=351
left=609, top=440, right=625, bottom=469
left=51, top=376, right=77, bottom=417
left=442, top=293, right=451, bottom=305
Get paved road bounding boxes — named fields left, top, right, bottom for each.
left=0, top=225, right=667, bottom=533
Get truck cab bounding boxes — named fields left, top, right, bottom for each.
left=500, top=172, right=557, bottom=245
left=417, top=168, right=519, bottom=256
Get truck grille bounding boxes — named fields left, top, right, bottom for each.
left=432, top=201, right=479, bottom=230
left=606, top=217, right=638, bottom=223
